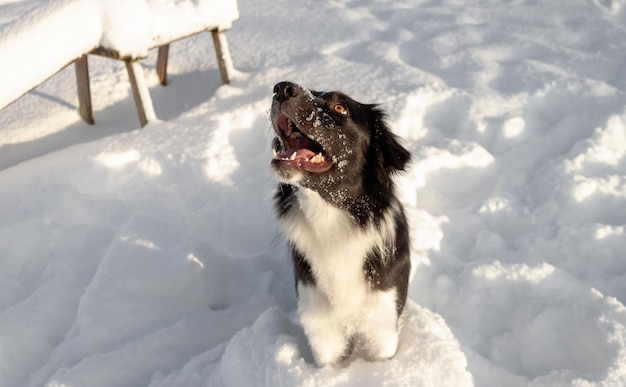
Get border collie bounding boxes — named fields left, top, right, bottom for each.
left=269, top=81, right=412, bottom=366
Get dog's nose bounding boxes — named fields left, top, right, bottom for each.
left=273, top=81, right=300, bottom=102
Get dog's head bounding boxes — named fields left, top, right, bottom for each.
left=270, top=81, right=411, bottom=206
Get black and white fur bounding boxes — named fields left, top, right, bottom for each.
left=270, top=81, right=411, bottom=366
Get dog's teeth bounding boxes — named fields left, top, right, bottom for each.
left=290, top=151, right=297, bottom=161
left=272, top=149, right=278, bottom=158
left=310, top=153, right=324, bottom=163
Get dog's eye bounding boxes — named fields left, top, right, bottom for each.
left=332, top=104, right=348, bottom=115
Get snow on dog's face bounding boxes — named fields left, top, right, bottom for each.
left=271, top=82, right=405, bottom=196
left=270, top=81, right=369, bottom=187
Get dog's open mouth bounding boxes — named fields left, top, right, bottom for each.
left=273, top=114, right=332, bottom=173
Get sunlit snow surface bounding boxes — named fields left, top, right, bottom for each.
left=1, top=0, right=626, bottom=386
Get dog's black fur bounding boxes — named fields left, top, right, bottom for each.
left=270, top=81, right=411, bottom=366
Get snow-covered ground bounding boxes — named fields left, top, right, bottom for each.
left=2, top=0, right=626, bottom=386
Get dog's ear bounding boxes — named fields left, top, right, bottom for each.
left=368, top=105, right=411, bottom=173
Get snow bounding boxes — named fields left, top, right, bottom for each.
left=1, top=0, right=626, bottom=386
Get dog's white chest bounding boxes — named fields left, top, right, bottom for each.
left=280, top=189, right=377, bottom=308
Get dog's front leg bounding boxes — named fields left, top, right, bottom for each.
left=297, top=282, right=349, bottom=366
left=360, top=288, right=401, bottom=361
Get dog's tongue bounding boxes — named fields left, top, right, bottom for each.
left=275, top=136, right=318, bottom=161
left=276, top=148, right=316, bottom=161
left=274, top=147, right=332, bottom=172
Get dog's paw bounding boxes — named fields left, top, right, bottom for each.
left=308, top=330, right=350, bottom=366
left=367, top=329, right=399, bottom=361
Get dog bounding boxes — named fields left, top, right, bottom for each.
left=270, top=81, right=412, bottom=366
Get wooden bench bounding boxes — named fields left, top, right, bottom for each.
left=0, top=0, right=239, bottom=126
left=74, top=28, right=234, bottom=127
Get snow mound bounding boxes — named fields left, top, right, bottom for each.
left=154, top=302, right=472, bottom=387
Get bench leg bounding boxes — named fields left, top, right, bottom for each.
left=74, top=55, right=94, bottom=124
left=211, top=29, right=234, bottom=85
left=125, top=59, right=157, bottom=127
left=157, top=44, right=169, bottom=86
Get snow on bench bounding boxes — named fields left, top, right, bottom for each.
left=0, top=0, right=101, bottom=112
left=0, top=0, right=239, bottom=127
